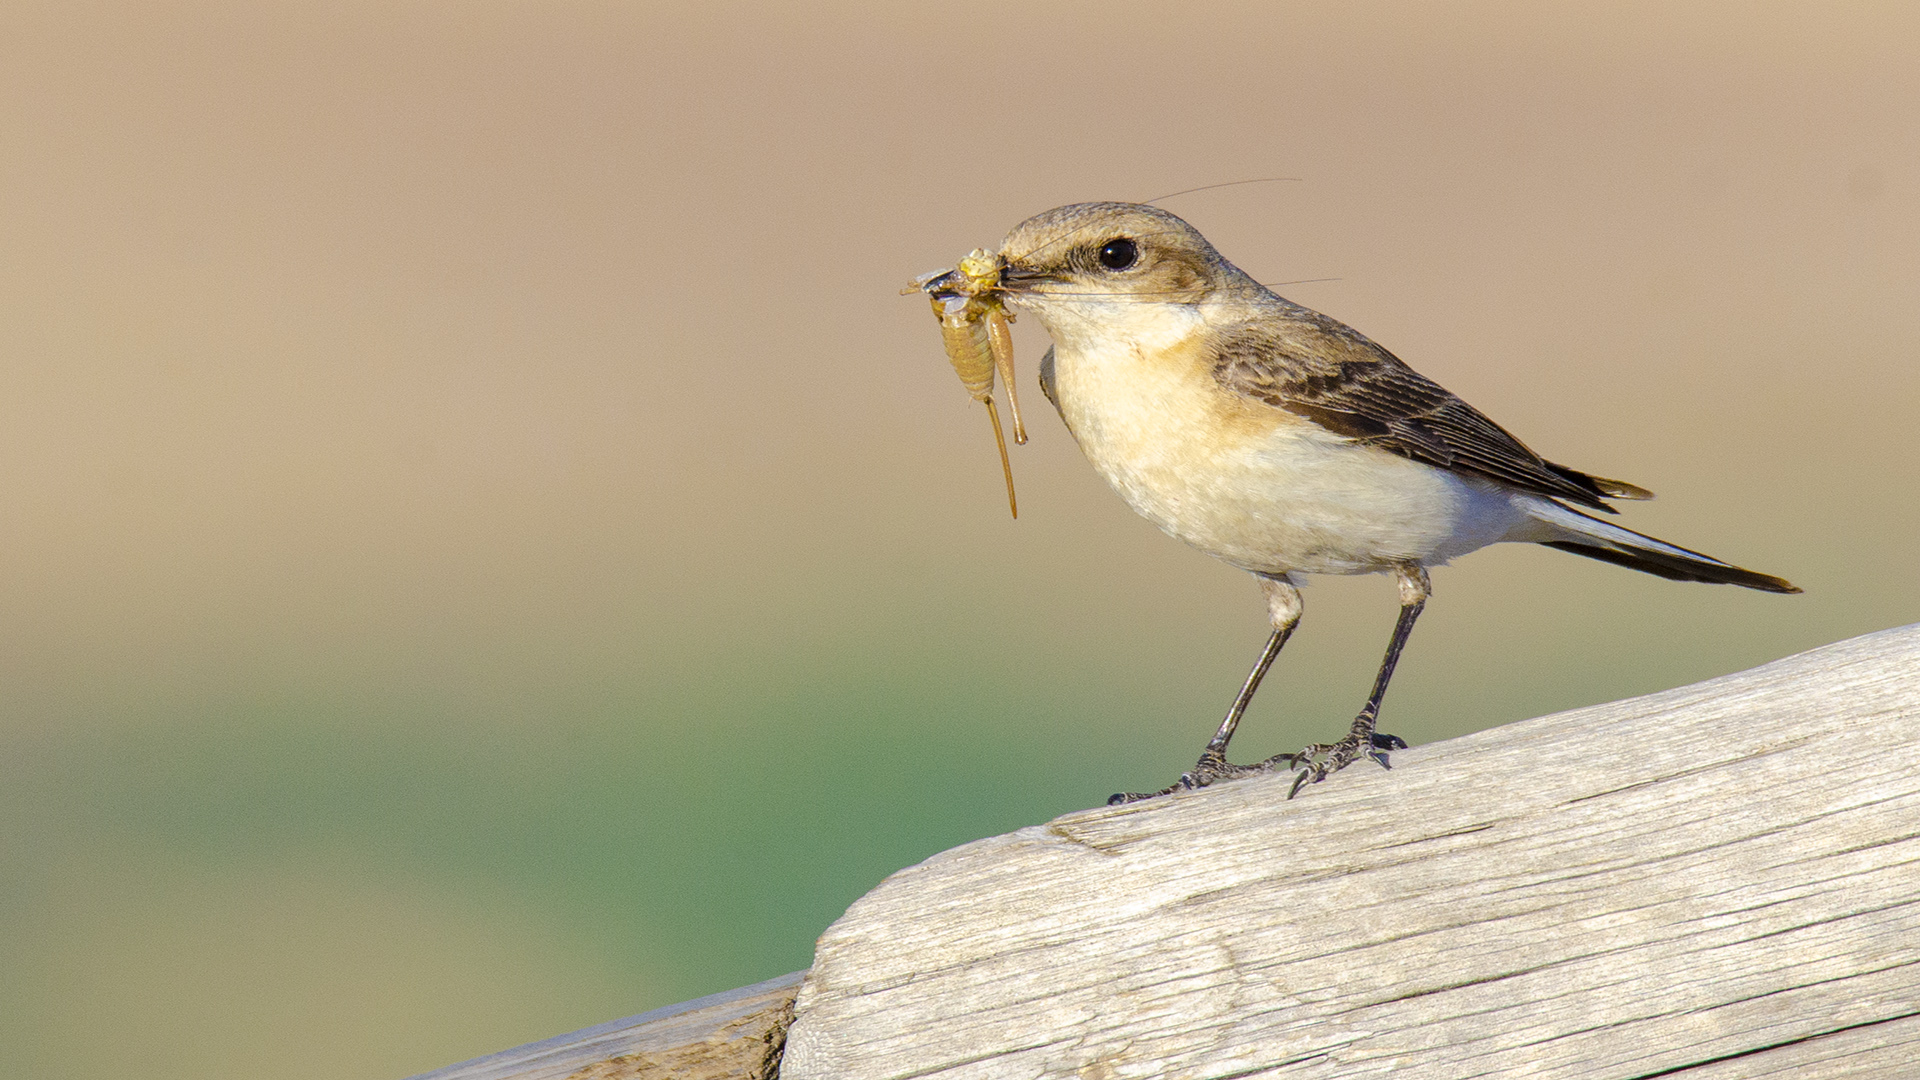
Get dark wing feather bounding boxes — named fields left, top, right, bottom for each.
left=1211, top=309, right=1634, bottom=511
left=1038, top=345, right=1061, bottom=415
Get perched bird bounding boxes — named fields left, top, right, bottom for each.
left=986, top=202, right=1798, bottom=801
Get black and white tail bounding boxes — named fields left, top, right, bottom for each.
left=1526, top=500, right=1800, bottom=594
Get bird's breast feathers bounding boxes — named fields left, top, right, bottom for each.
left=1046, top=326, right=1526, bottom=576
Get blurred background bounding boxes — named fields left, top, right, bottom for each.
left=2, top=2, right=1915, bottom=1076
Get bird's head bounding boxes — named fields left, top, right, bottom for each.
left=994, top=202, right=1254, bottom=349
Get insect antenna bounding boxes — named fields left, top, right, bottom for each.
left=1144, top=177, right=1302, bottom=205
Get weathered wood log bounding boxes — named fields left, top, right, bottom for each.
left=406, top=972, right=800, bottom=1080
left=780, top=623, right=1920, bottom=1079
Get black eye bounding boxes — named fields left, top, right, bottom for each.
left=1097, top=237, right=1138, bottom=271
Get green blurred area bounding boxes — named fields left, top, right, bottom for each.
left=2, top=2, right=1917, bottom=1078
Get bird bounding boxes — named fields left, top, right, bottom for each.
left=983, top=201, right=1799, bottom=801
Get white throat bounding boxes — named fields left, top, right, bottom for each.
left=1016, top=293, right=1208, bottom=359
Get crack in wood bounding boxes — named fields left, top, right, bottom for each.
left=1619, top=1009, right=1920, bottom=1079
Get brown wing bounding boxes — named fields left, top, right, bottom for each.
left=1211, top=308, right=1647, bottom=512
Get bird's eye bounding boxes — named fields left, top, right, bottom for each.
left=1097, top=237, right=1138, bottom=271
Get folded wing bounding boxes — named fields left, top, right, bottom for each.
left=1210, top=308, right=1651, bottom=512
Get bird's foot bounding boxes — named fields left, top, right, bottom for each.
left=1273, top=716, right=1406, bottom=798
left=1106, top=750, right=1275, bottom=805
left=1106, top=724, right=1408, bottom=805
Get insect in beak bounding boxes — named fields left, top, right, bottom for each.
left=905, top=248, right=1028, bottom=518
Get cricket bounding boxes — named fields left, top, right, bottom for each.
left=905, top=248, right=1026, bottom=518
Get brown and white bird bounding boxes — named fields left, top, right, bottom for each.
left=986, top=202, right=1798, bottom=801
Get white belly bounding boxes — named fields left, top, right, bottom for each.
left=1050, top=337, right=1526, bottom=577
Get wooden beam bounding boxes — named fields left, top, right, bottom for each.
left=406, top=971, right=800, bottom=1080
left=780, top=624, right=1920, bottom=1079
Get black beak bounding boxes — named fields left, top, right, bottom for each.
left=998, top=262, right=1055, bottom=294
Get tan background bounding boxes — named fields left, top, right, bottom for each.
left=2, top=2, right=1915, bottom=1077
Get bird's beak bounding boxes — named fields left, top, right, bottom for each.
left=996, top=260, right=1055, bottom=296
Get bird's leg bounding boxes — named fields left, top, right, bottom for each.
left=1279, top=566, right=1428, bottom=797
left=1108, top=575, right=1301, bottom=804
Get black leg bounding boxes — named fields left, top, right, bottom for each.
left=1277, top=566, right=1429, bottom=797
left=1204, top=623, right=1293, bottom=758
left=1108, top=576, right=1303, bottom=804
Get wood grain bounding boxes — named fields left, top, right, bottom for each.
left=405, top=971, right=800, bottom=1080
left=780, top=624, right=1920, bottom=1079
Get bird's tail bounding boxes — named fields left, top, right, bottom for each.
left=1523, top=500, right=1800, bottom=594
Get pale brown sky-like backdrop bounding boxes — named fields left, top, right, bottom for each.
left=2, top=3, right=1916, bottom=1077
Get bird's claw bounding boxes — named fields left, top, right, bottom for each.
left=1110, top=729, right=1406, bottom=805
left=1273, top=724, right=1406, bottom=798
left=1107, top=750, right=1278, bottom=804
